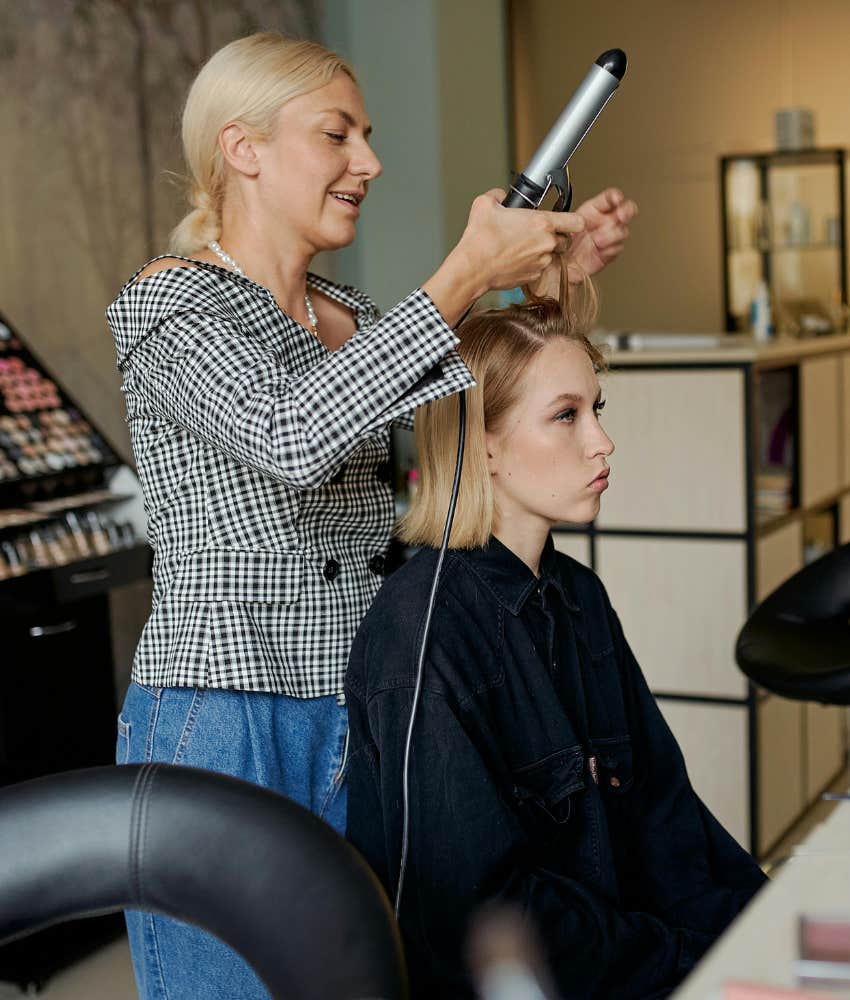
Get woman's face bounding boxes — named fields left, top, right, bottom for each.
left=486, top=338, right=614, bottom=532
left=254, top=72, right=382, bottom=253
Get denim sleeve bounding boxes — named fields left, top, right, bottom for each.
left=606, top=603, right=767, bottom=936
left=347, top=679, right=718, bottom=999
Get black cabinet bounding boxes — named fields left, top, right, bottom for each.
left=1, top=595, right=118, bottom=784
left=0, top=582, right=136, bottom=990
left=0, top=310, right=150, bottom=989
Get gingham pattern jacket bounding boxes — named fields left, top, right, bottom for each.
left=106, top=257, right=473, bottom=697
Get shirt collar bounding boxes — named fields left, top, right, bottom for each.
left=457, top=534, right=580, bottom=616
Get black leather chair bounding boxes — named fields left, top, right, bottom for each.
left=0, top=763, right=407, bottom=1000
left=736, top=542, right=850, bottom=704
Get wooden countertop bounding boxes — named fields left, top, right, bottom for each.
left=595, top=332, right=850, bottom=367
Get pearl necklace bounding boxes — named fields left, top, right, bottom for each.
left=207, top=241, right=319, bottom=338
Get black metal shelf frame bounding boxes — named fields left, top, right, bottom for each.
left=719, top=148, right=848, bottom=334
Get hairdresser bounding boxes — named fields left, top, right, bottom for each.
left=106, top=31, right=636, bottom=1000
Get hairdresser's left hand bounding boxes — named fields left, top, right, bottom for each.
left=526, top=188, right=638, bottom=298
left=566, top=187, right=638, bottom=283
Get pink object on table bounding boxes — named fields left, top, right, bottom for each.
left=723, top=983, right=830, bottom=1000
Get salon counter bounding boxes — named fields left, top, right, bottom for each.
left=596, top=331, right=850, bottom=367
left=553, top=332, right=850, bottom=858
left=672, top=796, right=850, bottom=998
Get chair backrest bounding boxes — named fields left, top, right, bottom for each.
left=0, top=763, right=407, bottom=1000
left=736, top=542, right=850, bottom=704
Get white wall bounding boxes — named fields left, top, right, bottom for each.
left=322, top=0, right=510, bottom=310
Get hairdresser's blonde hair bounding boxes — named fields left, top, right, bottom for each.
left=400, top=267, right=604, bottom=549
left=169, top=32, right=356, bottom=254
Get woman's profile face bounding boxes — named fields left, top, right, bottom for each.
left=254, top=72, right=382, bottom=253
left=486, top=338, right=614, bottom=531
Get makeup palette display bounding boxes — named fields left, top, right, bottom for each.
left=0, top=318, right=119, bottom=498
left=0, top=311, right=148, bottom=591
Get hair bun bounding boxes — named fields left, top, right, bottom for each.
left=193, top=188, right=215, bottom=213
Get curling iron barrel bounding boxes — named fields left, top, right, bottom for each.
left=503, top=48, right=627, bottom=211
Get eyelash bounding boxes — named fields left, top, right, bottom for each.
left=555, top=400, right=606, bottom=424
left=324, top=131, right=347, bottom=143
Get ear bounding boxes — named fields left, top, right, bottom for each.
left=219, top=122, right=261, bottom=178
left=484, top=429, right=500, bottom=476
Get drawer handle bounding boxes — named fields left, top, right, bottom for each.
left=69, top=569, right=110, bottom=585
left=29, top=621, right=78, bottom=638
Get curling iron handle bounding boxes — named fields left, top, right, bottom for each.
left=502, top=187, right=536, bottom=209
left=502, top=173, right=548, bottom=210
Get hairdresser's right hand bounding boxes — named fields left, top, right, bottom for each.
left=422, top=189, right=585, bottom=328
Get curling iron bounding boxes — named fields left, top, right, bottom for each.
left=503, top=48, right=627, bottom=213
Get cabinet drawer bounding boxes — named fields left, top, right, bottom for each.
left=842, top=354, right=850, bottom=489
left=658, top=699, right=749, bottom=849
left=800, top=355, right=841, bottom=507
left=805, top=702, right=847, bottom=799
left=596, top=369, right=746, bottom=532
left=596, top=535, right=748, bottom=698
left=756, top=521, right=803, bottom=604
left=757, top=693, right=804, bottom=856
left=50, top=545, right=150, bottom=603
left=0, top=544, right=150, bottom=612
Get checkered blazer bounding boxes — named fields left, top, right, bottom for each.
left=107, top=258, right=473, bottom=697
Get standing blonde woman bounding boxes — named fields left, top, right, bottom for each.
left=106, top=31, right=636, bottom=999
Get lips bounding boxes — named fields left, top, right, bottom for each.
left=589, top=468, right=610, bottom=491
left=330, top=191, right=364, bottom=207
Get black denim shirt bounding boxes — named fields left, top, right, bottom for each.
left=345, top=536, right=766, bottom=999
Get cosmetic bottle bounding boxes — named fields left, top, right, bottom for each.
left=2, top=539, right=25, bottom=576
left=86, top=510, right=111, bottom=555
left=118, top=522, right=137, bottom=548
left=28, top=530, right=50, bottom=568
left=44, top=526, right=68, bottom=565
left=750, top=280, right=773, bottom=342
left=65, top=511, right=92, bottom=557
left=407, top=467, right=420, bottom=502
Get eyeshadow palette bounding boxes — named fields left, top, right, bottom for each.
left=0, top=316, right=119, bottom=500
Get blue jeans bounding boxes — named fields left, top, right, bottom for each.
left=116, top=682, right=349, bottom=1000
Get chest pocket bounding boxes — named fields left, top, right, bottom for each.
left=511, top=747, right=585, bottom=826
left=510, top=746, right=601, bottom=885
left=594, top=735, right=635, bottom=796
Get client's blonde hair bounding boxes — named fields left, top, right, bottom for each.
left=170, top=32, right=356, bottom=254
left=400, top=264, right=604, bottom=549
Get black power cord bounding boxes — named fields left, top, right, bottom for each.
left=393, top=389, right=466, bottom=918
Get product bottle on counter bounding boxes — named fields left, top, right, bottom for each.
left=407, top=466, right=420, bottom=503
left=750, top=280, right=773, bottom=342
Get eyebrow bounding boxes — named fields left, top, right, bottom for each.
left=547, top=389, right=603, bottom=408
left=320, top=107, right=373, bottom=138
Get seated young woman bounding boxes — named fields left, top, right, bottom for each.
left=344, top=269, right=766, bottom=999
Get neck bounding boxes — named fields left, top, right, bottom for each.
left=491, top=517, right=550, bottom=578
left=217, top=197, right=315, bottom=318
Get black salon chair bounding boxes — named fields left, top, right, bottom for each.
left=0, top=763, right=407, bottom=1000
left=736, top=542, right=850, bottom=704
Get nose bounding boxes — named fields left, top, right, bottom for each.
left=590, top=422, right=615, bottom=459
left=351, top=138, right=382, bottom=182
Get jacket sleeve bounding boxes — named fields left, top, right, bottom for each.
left=345, top=678, right=717, bottom=999
left=606, top=601, right=767, bottom=936
left=119, top=288, right=472, bottom=489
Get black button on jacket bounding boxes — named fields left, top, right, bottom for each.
left=344, top=536, right=766, bottom=999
